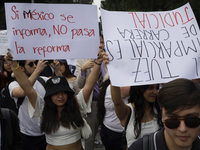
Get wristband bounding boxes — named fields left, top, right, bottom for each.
left=11, top=62, right=21, bottom=76
left=94, top=59, right=101, bottom=65
left=11, top=62, right=20, bottom=70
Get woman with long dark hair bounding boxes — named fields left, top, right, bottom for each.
left=5, top=49, right=105, bottom=150
left=0, top=56, right=15, bottom=89
left=102, top=53, right=163, bottom=148
left=111, top=84, right=163, bottom=148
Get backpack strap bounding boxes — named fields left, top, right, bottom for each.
left=1, top=108, right=13, bottom=146
left=37, top=76, right=46, bottom=88
left=143, top=132, right=157, bottom=150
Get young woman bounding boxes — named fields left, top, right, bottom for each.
left=56, top=59, right=80, bottom=95
left=0, top=56, right=15, bottom=89
left=111, top=84, right=163, bottom=148
left=97, top=78, right=130, bottom=150
left=102, top=53, right=163, bottom=148
left=5, top=50, right=104, bottom=150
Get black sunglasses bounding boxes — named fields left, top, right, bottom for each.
left=163, top=116, right=200, bottom=129
left=28, top=61, right=36, bottom=67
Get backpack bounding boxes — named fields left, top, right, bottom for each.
left=0, top=77, right=46, bottom=115
left=1, top=108, right=13, bottom=146
left=143, top=131, right=158, bottom=150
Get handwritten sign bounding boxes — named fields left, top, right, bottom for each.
left=0, top=30, right=9, bottom=55
left=101, top=3, right=200, bottom=86
left=5, top=3, right=99, bottom=60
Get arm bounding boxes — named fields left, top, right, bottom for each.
left=120, top=86, right=130, bottom=99
left=76, top=59, right=94, bottom=88
left=111, top=85, right=130, bottom=127
left=11, top=60, right=47, bottom=98
left=81, top=58, right=102, bottom=103
left=103, top=52, right=130, bottom=127
left=5, top=52, right=37, bottom=108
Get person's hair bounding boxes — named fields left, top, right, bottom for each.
left=17, top=60, right=26, bottom=67
left=59, top=61, right=76, bottom=78
left=158, top=78, right=200, bottom=115
left=40, top=92, right=84, bottom=134
left=128, top=84, right=163, bottom=138
left=97, top=79, right=110, bottom=125
left=0, top=58, right=13, bottom=88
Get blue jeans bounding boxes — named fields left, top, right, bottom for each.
left=100, top=124, right=123, bottom=150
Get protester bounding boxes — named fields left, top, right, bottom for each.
left=0, top=56, right=15, bottom=89
left=5, top=48, right=105, bottom=150
left=76, top=34, right=105, bottom=149
left=56, top=59, right=80, bottom=95
left=0, top=108, right=23, bottom=149
left=128, top=78, right=200, bottom=150
left=102, top=52, right=163, bottom=148
left=97, top=78, right=130, bottom=150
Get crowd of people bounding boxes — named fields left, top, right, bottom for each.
left=0, top=32, right=199, bottom=150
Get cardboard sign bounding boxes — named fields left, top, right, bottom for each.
left=0, top=30, right=9, bottom=55
left=101, top=3, right=200, bottom=86
left=5, top=3, right=99, bottom=60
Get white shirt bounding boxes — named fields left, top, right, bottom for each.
left=28, top=90, right=87, bottom=146
left=126, top=103, right=160, bottom=147
left=9, top=76, right=48, bottom=136
left=103, top=85, right=129, bottom=132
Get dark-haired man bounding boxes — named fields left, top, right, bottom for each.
left=128, top=78, right=200, bottom=150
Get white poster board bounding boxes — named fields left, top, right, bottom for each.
left=101, top=3, right=200, bottom=86
left=5, top=3, right=99, bottom=60
left=0, top=30, right=9, bottom=55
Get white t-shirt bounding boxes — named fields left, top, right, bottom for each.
left=103, top=85, right=129, bottom=132
left=28, top=90, right=87, bottom=146
left=9, top=76, right=48, bottom=136
left=126, top=103, right=160, bottom=147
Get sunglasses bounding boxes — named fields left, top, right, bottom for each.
left=28, top=61, right=36, bottom=67
left=163, top=116, right=200, bottom=129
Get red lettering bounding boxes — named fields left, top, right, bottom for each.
left=11, top=5, right=19, bottom=20
left=67, top=15, right=75, bottom=23
left=53, top=25, right=67, bottom=35
left=128, top=12, right=137, bottom=28
left=15, top=42, right=25, bottom=54
left=164, top=13, right=175, bottom=27
left=183, top=7, right=194, bottom=25
left=150, top=14, right=159, bottom=29
left=134, top=13, right=146, bottom=28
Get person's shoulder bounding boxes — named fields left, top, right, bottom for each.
left=192, top=136, right=200, bottom=149
left=128, top=137, right=143, bottom=150
left=39, top=76, right=49, bottom=82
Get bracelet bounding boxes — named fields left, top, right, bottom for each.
left=11, top=62, right=21, bottom=76
left=94, top=59, right=101, bottom=65
left=11, top=62, right=20, bottom=70
left=81, top=66, right=85, bottom=72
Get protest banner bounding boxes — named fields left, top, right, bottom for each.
left=0, top=30, right=9, bottom=55
left=101, top=3, right=200, bottom=86
left=5, top=3, right=99, bottom=60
